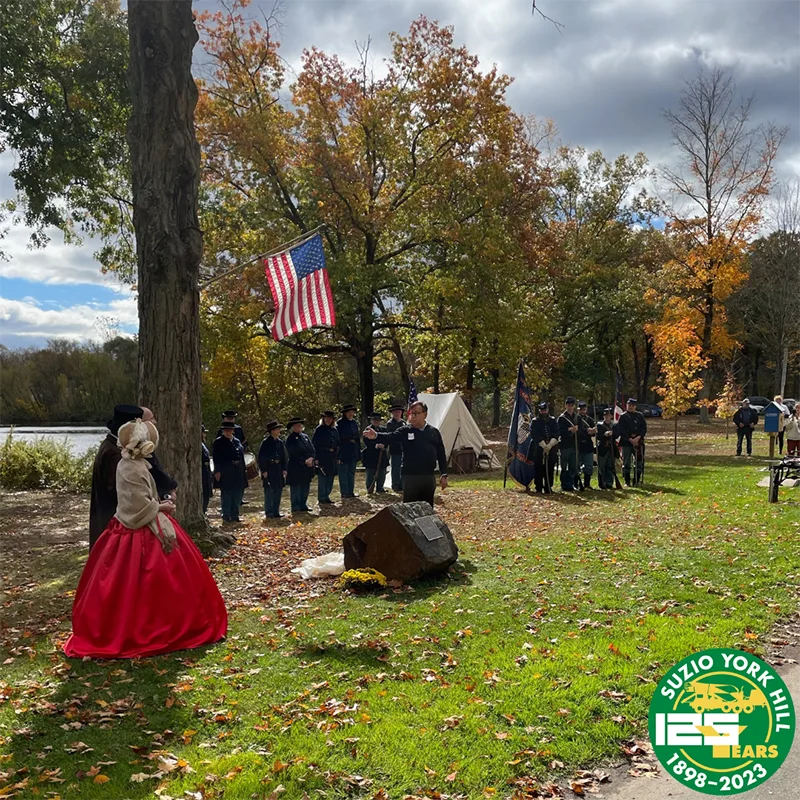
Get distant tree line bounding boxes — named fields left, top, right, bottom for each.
left=0, top=338, right=137, bottom=424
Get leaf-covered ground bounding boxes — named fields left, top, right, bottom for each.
left=1, top=421, right=798, bottom=799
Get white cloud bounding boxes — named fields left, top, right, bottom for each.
left=0, top=225, right=124, bottom=288
left=0, top=294, right=138, bottom=344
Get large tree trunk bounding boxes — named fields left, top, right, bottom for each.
left=128, top=1, right=227, bottom=552
left=491, top=368, right=501, bottom=428
left=642, top=336, right=654, bottom=403
left=465, top=336, right=478, bottom=411
left=698, top=293, right=714, bottom=423
left=356, top=339, right=375, bottom=426
left=631, top=339, right=641, bottom=401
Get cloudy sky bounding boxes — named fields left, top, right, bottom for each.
left=1, top=0, right=798, bottom=348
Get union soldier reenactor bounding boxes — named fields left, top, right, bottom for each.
left=596, top=408, right=618, bottom=490
left=557, top=396, right=580, bottom=491
left=576, top=400, right=597, bottom=490
left=617, top=398, right=647, bottom=485
left=201, top=425, right=213, bottom=513
left=285, top=417, right=316, bottom=513
left=386, top=403, right=407, bottom=492
left=213, top=421, right=246, bottom=523
left=336, top=404, right=361, bottom=498
left=362, top=412, right=388, bottom=494
left=364, top=400, right=448, bottom=508
left=732, top=398, right=759, bottom=457
left=312, top=411, right=339, bottom=505
left=531, top=401, right=559, bottom=494
left=258, top=420, right=287, bottom=518
left=216, top=410, right=248, bottom=504
left=216, top=409, right=248, bottom=448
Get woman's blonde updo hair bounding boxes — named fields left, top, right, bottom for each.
left=117, top=418, right=159, bottom=460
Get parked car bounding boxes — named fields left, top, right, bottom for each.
left=784, top=398, right=796, bottom=412
left=636, top=403, right=663, bottom=417
left=744, top=396, right=771, bottom=413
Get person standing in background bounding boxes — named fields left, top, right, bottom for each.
left=312, top=411, right=339, bottom=505
left=337, top=404, right=361, bottom=498
left=258, top=420, right=287, bottom=519
left=385, top=403, right=406, bottom=492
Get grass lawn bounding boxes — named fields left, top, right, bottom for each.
left=1, top=421, right=798, bottom=799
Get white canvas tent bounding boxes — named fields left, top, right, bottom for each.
left=418, top=392, right=500, bottom=469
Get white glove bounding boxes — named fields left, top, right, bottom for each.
left=548, top=438, right=558, bottom=450
left=539, top=440, right=547, bottom=449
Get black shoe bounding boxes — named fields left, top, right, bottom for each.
left=240, top=500, right=249, bottom=505
left=222, top=516, right=233, bottom=523
left=319, top=499, right=334, bottom=505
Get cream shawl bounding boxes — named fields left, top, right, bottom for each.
left=115, top=420, right=178, bottom=552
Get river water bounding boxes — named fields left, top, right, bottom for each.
left=0, top=426, right=108, bottom=456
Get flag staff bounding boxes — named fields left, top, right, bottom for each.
left=198, top=224, right=326, bottom=291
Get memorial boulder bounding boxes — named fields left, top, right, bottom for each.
left=342, top=502, right=458, bottom=583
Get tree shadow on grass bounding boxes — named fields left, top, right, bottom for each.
left=4, top=639, right=221, bottom=798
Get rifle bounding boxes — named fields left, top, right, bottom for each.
left=367, top=446, right=385, bottom=493
left=605, top=422, right=623, bottom=490
left=543, top=443, right=550, bottom=493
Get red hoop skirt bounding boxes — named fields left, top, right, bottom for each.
left=64, top=517, right=227, bottom=659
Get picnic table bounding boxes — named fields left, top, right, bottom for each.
left=768, top=457, right=800, bottom=503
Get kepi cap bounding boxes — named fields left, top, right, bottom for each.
left=603, top=407, right=613, bottom=414
left=537, top=401, right=549, bottom=410
left=627, top=397, right=637, bottom=404
left=565, top=396, right=576, bottom=404
left=577, top=400, right=587, bottom=408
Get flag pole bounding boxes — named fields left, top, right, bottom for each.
left=198, top=224, right=326, bottom=291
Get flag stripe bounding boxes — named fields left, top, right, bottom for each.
left=280, top=252, right=296, bottom=339
left=265, top=255, right=286, bottom=340
left=320, top=268, right=334, bottom=326
left=309, top=270, right=322, bottom=326
left=263, top=233, right=335, bottom=341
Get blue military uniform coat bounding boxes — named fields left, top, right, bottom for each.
left=312, top=423, right=339, bottom=476
left=285, top=432, right=316, bottom=485
left=258, top=435, right=287, bottom=489
left=212, top=435, right=246, bottom=491
left=361, top=423, right=387, bottom=468
left=336, top=417, right=361, bottom=463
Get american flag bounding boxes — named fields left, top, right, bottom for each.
left=408, top=377, right=418, bottom=406
left=264, top=233, right=335, bottom=341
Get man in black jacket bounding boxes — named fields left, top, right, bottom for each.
left=385, top=403, right=406, bottom=492
left=312, top=411, right=339, bottom=505
left=364, top=400, right=448, bottom=508
left=617, top=398, right=647, bottom=486
left=258, top=420, right=287, bottom=518
left=733, top=399, right=759, bottom=456
left=531, top=401, right=559, bottom=494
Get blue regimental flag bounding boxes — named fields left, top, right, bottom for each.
left=507, top=361, right=537, bottom=488
left=408, top=377, right=418, bottom=406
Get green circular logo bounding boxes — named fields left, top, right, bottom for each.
left=649, top=648, right=795, bottom=794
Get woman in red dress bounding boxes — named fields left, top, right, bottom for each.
left=64, top=419, right=227, bottom=659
